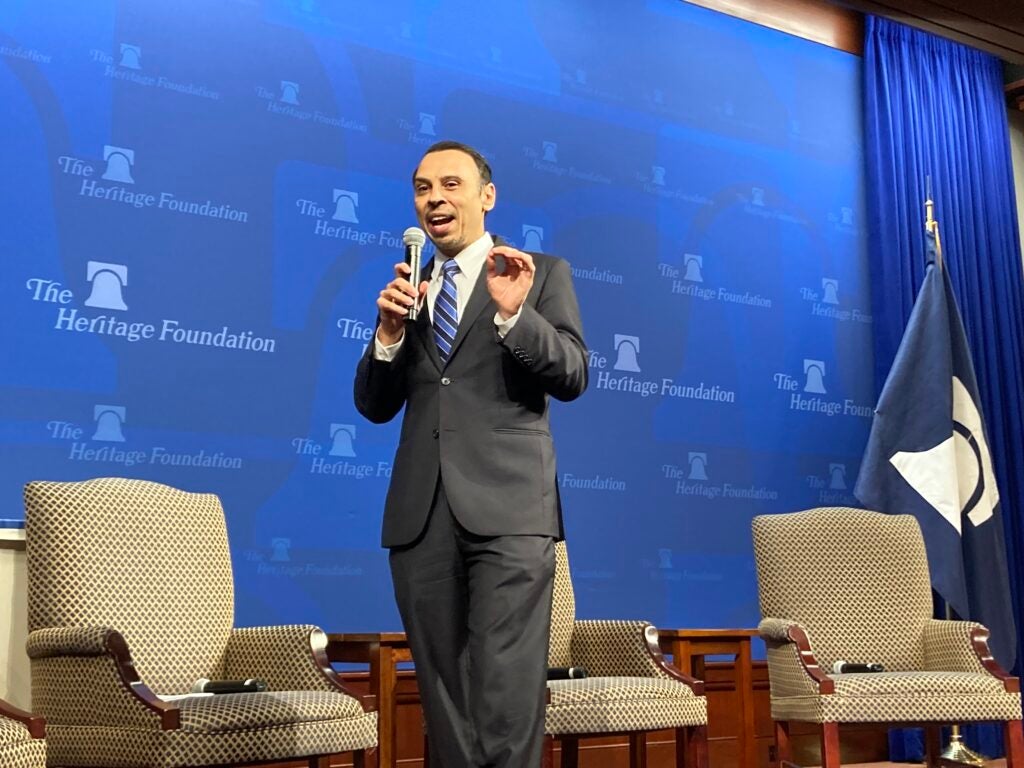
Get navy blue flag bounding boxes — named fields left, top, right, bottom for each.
left=855, top=229, right=1017, bottom=669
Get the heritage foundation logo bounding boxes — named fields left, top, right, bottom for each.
left=245, top=536, right=363, bottom=578
left=294, top=187, right=406, bottom=246
left=521, top=139, right=611, bottom=184
left=806, top=461, right=858, bottom=505
left=828, top=205, right=860, bottom=235
left=593, top=335, right=736, bottom=403
left=738, top=186, right=806, bottom=225
left=255, top=79, right=367, bottom=131
left=57, top=145, right=249, bottom=222
left=289, top=425, right=391, bottom=479
left=658, top=254, right=772, bottom=309
left=773, top=361, right=873, bottom=418
left=660, top=453, right=778, bottom=501
left=396, top=112, right=438, bottom=145
left=26, top=264, right=277, bottom=353
left=88, top=43, right=220, bottom=100
left=634, top=165, right=710, bottom=205
left=45, top=406, right=243, bottom=469
left=800, top=277, right=872, bottom=323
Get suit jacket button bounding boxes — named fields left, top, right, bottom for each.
left=441, top=376, right=451, bottom=385
left=432, top=429, right=440, bottom=439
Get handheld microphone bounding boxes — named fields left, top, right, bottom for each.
left=190, top=678, right=268, bottom=694
left=403, top=226, right=426, bottom=321
left=547, top=666, right=588, bottom=680
left=831, top=660, right=884, bottom=674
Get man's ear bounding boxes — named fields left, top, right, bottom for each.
left=482, top=182, right=496, bottom=213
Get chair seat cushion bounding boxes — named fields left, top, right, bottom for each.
left=178, top=690, right=365, bottom=733
left=0, top=718, right=30, bottom=746
left=546, top=676, right=707, bottom=735
left=771, top=671, right=1022, bottom=723
left=832, top=671, right=1006, bottom=697
left=0, top=718, right=46, bottom=768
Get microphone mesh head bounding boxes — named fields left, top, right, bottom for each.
left=403, top=227, right=426, bottom=247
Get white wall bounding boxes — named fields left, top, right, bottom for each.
left=0, top=532, right=30, bottom=710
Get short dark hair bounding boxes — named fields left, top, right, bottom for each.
left=415, top=140, right=493, bottom=185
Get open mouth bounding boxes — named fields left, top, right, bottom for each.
left=427, top=213, right=455, bottom=236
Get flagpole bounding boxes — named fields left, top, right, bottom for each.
left=927, top=182, right=987, bottom=767
left=925, top=177, right=944, bottom=271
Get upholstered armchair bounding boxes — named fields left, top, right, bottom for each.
left=0, top=698, right=44, bottom=768
left=23, top=478, right=376, bottom=768
left=544, top=541, right=708, bottom=768
left=752, top=507, right=1023, bottom=768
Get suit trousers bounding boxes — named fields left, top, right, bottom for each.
left=389, top=480, right=555, bottom=768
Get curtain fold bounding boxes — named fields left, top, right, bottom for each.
left=863, top=14, right=1024, bottom=760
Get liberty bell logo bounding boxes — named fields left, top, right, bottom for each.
left=683, top=253, right=703, bottom=283
left=102, top=145, right=135, bottom=184
left=329, top=424, right=356, bottom=457
left=522, top=225, right=544, bottom=252
left=92, top=405, right=126, bottom=442
left=85, top=262, right=128, bottom=311
left=613, top=335, right=641, bottom=373
left=803, top=360, right=827, bottom=394
left=688, top=452, right=708, bottom=481
left=332, top=189, right=359, bottom=223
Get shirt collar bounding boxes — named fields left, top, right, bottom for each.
left=435, top=232, right=493, bottom=275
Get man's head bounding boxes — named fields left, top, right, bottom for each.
left=412, top=141, right=496, bottom=258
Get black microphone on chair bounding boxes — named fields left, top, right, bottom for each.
left=191, top=678, right=267, bottom=694
left=547, top=666, right=588, bottom=680
left=403, top=226, right=426, bottom=321
left=831, top=660, right=884, bottom=674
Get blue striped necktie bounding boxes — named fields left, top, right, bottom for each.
left=433, top=259, right=460, bottom=364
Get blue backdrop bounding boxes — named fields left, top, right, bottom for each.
left=1, top=0, right=871, bottom=634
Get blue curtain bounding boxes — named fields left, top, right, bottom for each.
left=864, top=14, right=1024, bottom=760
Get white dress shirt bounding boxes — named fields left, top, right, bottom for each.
left=374, top=232, right=521, bottom=360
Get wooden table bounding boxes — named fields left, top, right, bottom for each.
left=328, top=628, right=759, bottom=768
left=327, top=632, right=412, bottom=768
left=657, top=628, right=759, bottom=768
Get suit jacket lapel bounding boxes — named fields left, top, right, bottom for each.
left=414, top=259, right=442, bottom=372
left=446, top=258, right=493, bottom=365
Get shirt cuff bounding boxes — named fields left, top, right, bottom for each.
left=494, top=307, right=522, bottom=339
left=374, top=332, right=404, bottom=361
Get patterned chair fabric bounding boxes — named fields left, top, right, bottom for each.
left=543, top=542, right=707, bottom=767
left=24, top=477, right=376, bottom=768
left=0, top=699, right=45, bottom=768
left=752, top=507, right=1022, bottom=727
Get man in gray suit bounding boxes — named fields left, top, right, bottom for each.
left=354, top=140, right=587, bottom=767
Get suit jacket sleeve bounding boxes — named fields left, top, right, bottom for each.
left=499, top=257, right=588, bottom=402
left=353, top=331, right=408, bottom=424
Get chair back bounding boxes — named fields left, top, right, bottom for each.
left=24, top=477, right=234, bottom=693
left=548, top=541, right=575, bottom=667
left=752, top=507, right=932, bottom=672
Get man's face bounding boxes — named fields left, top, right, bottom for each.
left=413, top=149, right=495, bottom=257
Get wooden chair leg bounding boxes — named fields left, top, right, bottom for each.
left=683, top=725, right=708, bottom=768
left=542, top=734, right=555, bottom=768
left=924, top=725, right=942, bottom=768
left=563, top=734, right=580, bottom=768
left=352, top=750, right=366, bottom=768
left=774, top=720, right=793, bottom=767
left=676, top=726, right=690, bottom=768
left=820, top=722, right=840, bottom=768
left=629, top=731, right=648, bottom=768
left=1006, top=718, right=1024, bottom=768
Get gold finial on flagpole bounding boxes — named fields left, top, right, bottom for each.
left=925, top=175, right=943, bottom=270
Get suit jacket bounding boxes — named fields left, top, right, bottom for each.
left=354, top=246, right=588, bottom=547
